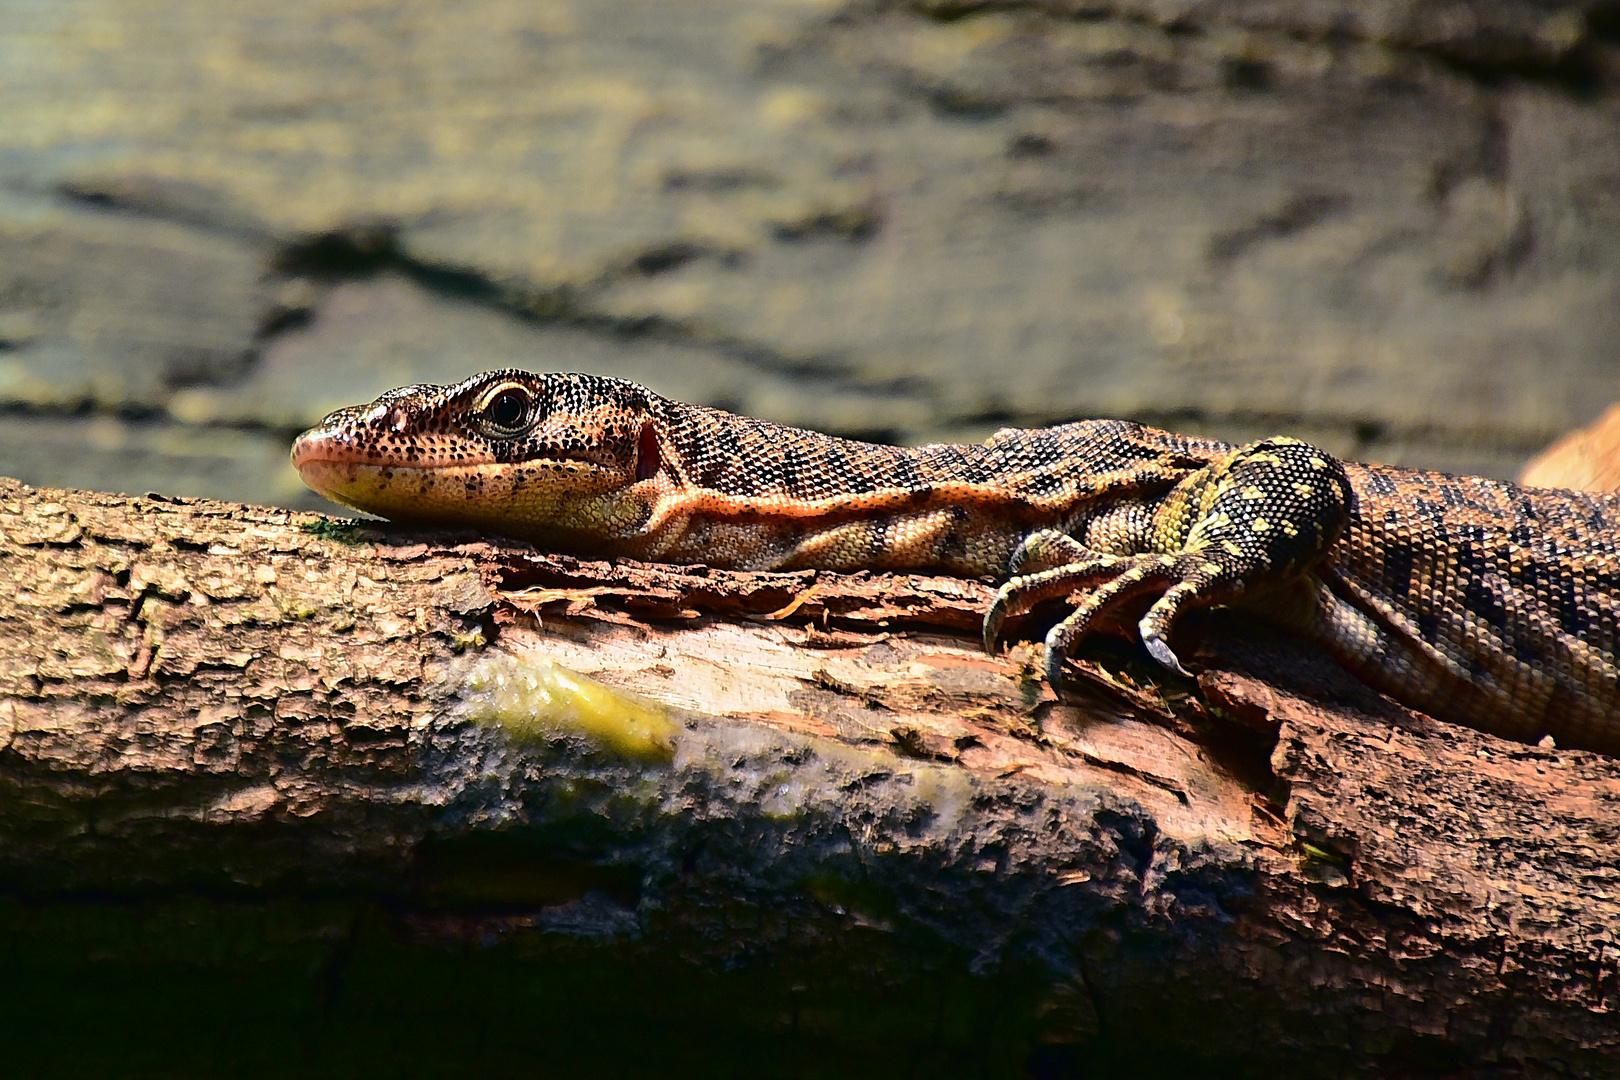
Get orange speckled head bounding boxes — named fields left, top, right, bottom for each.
left=291, top=370, right=665, bottom=541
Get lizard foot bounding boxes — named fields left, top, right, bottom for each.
left=986, top=550, right=1255, bottom=696
left=985, top=436, right=1354, bottom=698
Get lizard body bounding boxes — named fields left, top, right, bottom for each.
left=293, top=370, right=1620, bottom=755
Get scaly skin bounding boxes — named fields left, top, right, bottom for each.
left=292, top=370, right=1620, bottom=755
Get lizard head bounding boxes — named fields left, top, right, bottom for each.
left=291, top=370, right=668, bottom=542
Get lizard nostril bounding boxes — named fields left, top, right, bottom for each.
left=290, top=430, right=333, bottom=468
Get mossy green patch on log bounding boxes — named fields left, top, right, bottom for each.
left=460, top=650, right=678, bottom=761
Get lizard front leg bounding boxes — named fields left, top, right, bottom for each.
left=985, top=437, right=1354, bottom=695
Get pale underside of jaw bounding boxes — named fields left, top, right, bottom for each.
left=294, top=458, right=609, bottom=521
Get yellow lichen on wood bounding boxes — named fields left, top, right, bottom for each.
left=462, top=650, right=677, bottom=760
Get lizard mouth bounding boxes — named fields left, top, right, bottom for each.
left=290, top=428, right=622, bottom=471
left=293, top=456, right=612, bottom=523
left=291, top=429, right=619, bottom=525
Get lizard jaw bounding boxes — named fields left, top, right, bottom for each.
left=292, top=431, right=618, bottom=533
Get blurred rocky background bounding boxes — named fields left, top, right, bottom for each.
left=3, top=0, right=1619, bottom=509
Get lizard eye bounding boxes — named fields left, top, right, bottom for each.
left=477, top=384, right=534, bottom=436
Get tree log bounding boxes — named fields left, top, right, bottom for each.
left=1, top=476, right=1616, bottom=1077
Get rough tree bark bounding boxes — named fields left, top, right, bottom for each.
left=1, top=476, right=1616, bottom=1077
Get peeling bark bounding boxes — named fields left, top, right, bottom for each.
left=1, top=477, right=1616, bottom=1077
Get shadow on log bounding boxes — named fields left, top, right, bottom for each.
left=1, top=477, right=1616, bottom=1077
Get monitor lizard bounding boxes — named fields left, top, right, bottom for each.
left=292, top=369, right=1620, bottom=755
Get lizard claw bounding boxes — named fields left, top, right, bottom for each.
left=1042, top=635, right=1070, bottom=704
left=982, top=586, right=1013, bottom=654
left=1142, top=632, right=1191, bottom=677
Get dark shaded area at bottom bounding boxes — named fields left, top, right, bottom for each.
left=0, top=892, right=1316, bottom=1080
left=0, top=894, right=1030, bottom=1079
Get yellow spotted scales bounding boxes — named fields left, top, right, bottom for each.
left=293, top=370, right=1620, bottom=755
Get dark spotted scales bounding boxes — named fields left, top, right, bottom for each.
left=294, top=370, right=1620, bottom=755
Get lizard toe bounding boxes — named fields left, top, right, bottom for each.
left=1009, top=529, right=1089, bottom=576
left=984, top=554, right=1125, bottom=656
